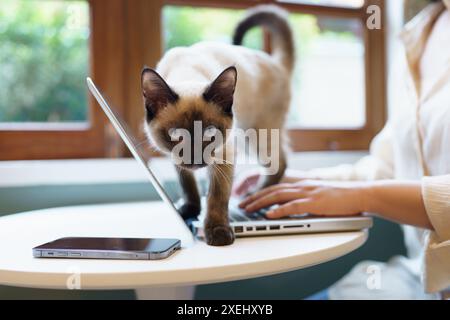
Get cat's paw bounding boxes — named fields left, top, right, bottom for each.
left=204, top=224, right=235, bottom=246
left=178, top=202, right=201, bottom=220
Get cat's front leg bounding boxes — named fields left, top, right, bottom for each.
left=204, top=164, right=234, bottom=246
left=176, top=167, right=201, bottom=220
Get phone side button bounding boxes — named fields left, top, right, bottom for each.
left=69, top=252, right=81, bottom=257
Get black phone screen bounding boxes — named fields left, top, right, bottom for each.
left=35, top=237, right=180, bottom=253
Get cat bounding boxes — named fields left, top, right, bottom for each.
left=141, top=5, right=295, bottom=246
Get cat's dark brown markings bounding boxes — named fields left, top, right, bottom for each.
left=141, top=5, right=294, bottom=246
left=141, top=66, right=237, bottom=246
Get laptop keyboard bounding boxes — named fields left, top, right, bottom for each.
left=228, top=199, right=271, bottom=222
left=194, top=197, right=278, bottom=222
left=229, top=211, right=267, bottom=222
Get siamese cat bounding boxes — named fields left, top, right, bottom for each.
left=141, top=5, right=295, bottom=246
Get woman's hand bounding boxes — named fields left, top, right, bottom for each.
left=232, top=169, right=318, bottom=197
left=232, top=170, right=261, bottom=197
left=239, top=179, right=433, bottom=230
left=239, top=180, right=369, bottom=219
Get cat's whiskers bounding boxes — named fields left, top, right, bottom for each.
left=212, top=163, right=232, bottom=188
left=212, top=165, right=229, bottom=189
left=211, top=157, right=234, bottom=183
left=211, top=156, right=234, bottom=166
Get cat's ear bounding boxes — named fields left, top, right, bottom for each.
left=203, top=66, right=237, bottom=115
left=141, top=68, right=178, bottom=120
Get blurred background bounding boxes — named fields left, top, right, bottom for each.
left=0, top=0, right=431, bottom=299
left=0, top=0, right=367, bottom=127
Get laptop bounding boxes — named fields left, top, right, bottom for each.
left=87, top=78, right=372, bottom=238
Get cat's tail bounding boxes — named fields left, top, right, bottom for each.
left=233, top=5, right=295, bottom=73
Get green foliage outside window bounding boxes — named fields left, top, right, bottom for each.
left=0, top=0, right=89, bottom=122
left=163, top=6, right=264, bottom=51
left=1, top=2, right=356, bottom=125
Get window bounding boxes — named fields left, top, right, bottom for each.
left=0, top=0, right=158, bottom=160
left=0, top=0, right=89, bottom=123
left=163, top=6, right=365, bottom=129
left=0, top=0, right=386, bottom=160
left=289, top=15, right=365, bottom=128
left=0, top=0, right=106, bottom=160
left=163, top=0, right=386, bottom=151
left=163, top=6, right=264, bottom=51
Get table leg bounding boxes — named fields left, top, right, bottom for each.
left=135, top=286, right=195, bottom=300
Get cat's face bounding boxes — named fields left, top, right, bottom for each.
left=141, top=66, right=237, bottom=170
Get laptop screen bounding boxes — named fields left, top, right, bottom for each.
left=87, top=78, right=182, bottom=213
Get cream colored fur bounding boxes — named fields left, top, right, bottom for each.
left=155, top=41, right=291, bottom=167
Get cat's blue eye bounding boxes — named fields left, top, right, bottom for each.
left=204, top=125, right=217, bottom=138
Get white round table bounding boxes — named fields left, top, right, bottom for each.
left=0, top=201, right=367, bottom=299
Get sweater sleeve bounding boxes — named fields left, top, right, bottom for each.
left=307, top=122, right=395, bottom=181
left=421, top=175, right=450, bottom=293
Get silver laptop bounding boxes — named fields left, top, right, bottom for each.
left=87, top=78, right=372, bottom=238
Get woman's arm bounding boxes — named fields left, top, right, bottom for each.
left=365, top=180, right=433, bottom=229
left=240, top=179, right=434, bottom=230
left=233, top=122, right=395, bottom=197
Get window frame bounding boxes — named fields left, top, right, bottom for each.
left=0, top=0, right=163, bottom=160
left=0, top=0, right=109, bottom=160
left=163, top=0, right=387, bottom=152
left=0, top=0, right=386, bottom=160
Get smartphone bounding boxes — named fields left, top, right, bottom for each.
left=33, top=237, right=181, bottom=260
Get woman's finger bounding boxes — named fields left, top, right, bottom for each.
left=266, top=199, right=311, bottom=219
left=239, top=183, right=293, bottom=208
left=245, top=189, right=304, bottom=213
